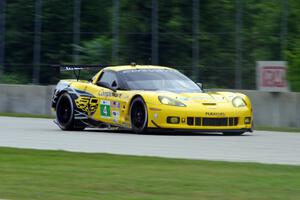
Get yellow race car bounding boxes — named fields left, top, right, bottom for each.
left=52, top=64, right=253, bottom=135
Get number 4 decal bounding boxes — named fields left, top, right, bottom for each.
left=100, top=100, right=111, bottom=118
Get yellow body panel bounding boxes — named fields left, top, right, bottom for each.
left=56, top=65, right=253, bottom=132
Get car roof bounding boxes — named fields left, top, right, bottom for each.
left=104, top=65, right=173, bottom=72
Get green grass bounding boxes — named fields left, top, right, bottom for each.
left=256, top=126, right=300, bottom=133
left=0, top=147, right=300, bottom=200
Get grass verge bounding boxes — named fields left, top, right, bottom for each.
left=0, top=147, right=300, bottom=200
left=255, top=126, right=300, bottom=133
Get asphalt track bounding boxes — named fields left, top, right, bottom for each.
left=0, top=116, right=300, bottom=165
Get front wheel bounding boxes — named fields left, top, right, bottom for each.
left=130, top=97, right=148, bottom=134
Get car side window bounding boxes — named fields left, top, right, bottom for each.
left=98, top=71, right=118, bottom=88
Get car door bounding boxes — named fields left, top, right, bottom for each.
left=89, top=70, right=127, bottom=125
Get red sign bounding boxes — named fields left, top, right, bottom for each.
left=257, top=61, right=289, bottom=92
left=261, top=66, right=287, bottom=87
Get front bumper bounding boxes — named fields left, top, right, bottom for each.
left=147, top=103, right=253, bottom=132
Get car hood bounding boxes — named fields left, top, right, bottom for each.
left=145, top=90, right=241, bottom=104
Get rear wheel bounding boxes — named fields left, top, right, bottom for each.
left=56, top=93, right=85, bottom=131
left=222, top=132, right=245, bottom=136
left=130, top=97, right=148, bottom=134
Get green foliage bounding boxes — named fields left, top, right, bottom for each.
left=286, top=0, right=300, bottom=91
left=1, top=0, right=300, bottom=90
left=0, top=73, right=28, bottom=84
left=287, top=42, right=300, bottom=91
left=79, top=36, right=112, bottom=65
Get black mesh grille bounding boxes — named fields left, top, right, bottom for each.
left=202, top=118, right=227, bottom=126
left=228, top=117, right=239, bottom=126
left=186, top=117, right=239, bottom=126
left=187, top=117, right=194, bottom=125
left=195, top=117, right=201, bottom=126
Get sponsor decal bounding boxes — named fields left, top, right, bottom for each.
left=177, top=97, right=189, bottom=101
left=205, top=112, right=225, bottom=117
left=190, top=96, right=212, bottom=100
left=111, top=101, right=120, bottom=109
left=64, top=66, right=84, bottom=70
left=100, top=100, right=111, bottom=118
left=112, top=110, right=120, bottom=119
left=99, top=91, right=122, bottom=98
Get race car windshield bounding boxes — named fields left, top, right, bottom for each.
left=119, top=69, right=202, bottom=93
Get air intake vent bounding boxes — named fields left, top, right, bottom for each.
left=202, top=118, right=227, bottom=126
left=186, top=117, right=239, bottom=126
left=202, top=103, right=216, bottom=106
left=195, top=117, right=201, bottom=126
left=187, top=117, right=194, bottom=126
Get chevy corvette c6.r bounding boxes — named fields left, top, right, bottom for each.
left=52, top=65, right=253, bottom=135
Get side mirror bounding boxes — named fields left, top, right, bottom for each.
left=111, top=80, right=117, bottom=88
left=197, top=82, right=203, bottom=90
left=97, top=81, right=117, bottom=92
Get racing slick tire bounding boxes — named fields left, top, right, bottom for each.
left=56, top=92, right=85, bottom=131
left=222, top=132, right=245, bottom=136
left=130, top=96, right=148, bottom=134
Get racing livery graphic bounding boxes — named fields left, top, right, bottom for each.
left=75, top=96, right=99, bottom=115
left=52, top=64, right=253, bottom=135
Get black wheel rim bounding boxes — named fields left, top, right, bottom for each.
left=131, top=102, right=146, bottom=129
left=57, top=97, right=72, bottom=124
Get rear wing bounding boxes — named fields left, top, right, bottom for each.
left=52, top=64, right=103, bottom=81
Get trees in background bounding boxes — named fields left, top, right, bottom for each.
left=0, top=0, right=299, bottom=90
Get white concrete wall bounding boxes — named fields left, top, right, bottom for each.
left=0, top=84, right=55, bottom=116
left=240, top=90, right=300, bottom=128
left=0, top=84, right=299, bottom=128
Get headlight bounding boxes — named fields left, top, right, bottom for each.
left=158, top=96, right=186, bottom=107
left=232, top=96, right=246, bottom=107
